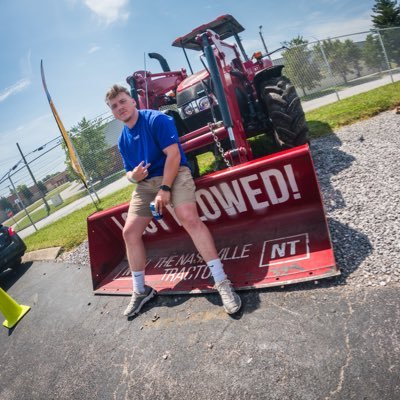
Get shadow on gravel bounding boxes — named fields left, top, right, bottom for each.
left=0, top=262, right=33, bottom=291
left=310, top=132, right=356, bottom=213
left=289, top=128, right=374, bottom=291
left=328, top=218, right=373, bottom=282
left=276, top=218, right=373, bottom=293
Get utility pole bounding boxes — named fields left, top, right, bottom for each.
left=8, top=172, right=37, bottom=231
left=259, top=25, right=271, bottom=60
left=16, top=142, right=51, bottom=214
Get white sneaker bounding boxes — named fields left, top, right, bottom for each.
left=123, top=285, right=157, bottom=317
left=215, top=279, right=242, bottom=314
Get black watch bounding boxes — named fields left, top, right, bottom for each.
left=159, top=184, right=171, bottom=192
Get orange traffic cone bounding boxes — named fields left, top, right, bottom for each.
left=0, top=287, right=30, bottom=329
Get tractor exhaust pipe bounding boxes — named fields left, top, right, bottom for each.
left=148, top=53, right=171, bottom=72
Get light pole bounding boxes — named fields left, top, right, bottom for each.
left=259, top=25, right=272, bottom=60
left=16, top=142, right=51, bottom=215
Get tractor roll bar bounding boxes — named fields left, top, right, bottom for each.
left=200, top=32, right=236, bottom=152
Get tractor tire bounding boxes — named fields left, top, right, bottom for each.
left=260, top=76, right=309, bottom=148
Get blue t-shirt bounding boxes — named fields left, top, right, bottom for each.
left=118, top=110, right=189, bottom=179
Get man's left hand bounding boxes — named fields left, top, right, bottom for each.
left=154, top=189, right=171, bottom=215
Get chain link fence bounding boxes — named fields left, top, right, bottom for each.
left=1, top=27, right=399, bottom=232
left=0, top=113, right=127, bottom=231
left=274, top=27, right=400, bottom=110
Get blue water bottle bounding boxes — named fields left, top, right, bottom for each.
left=150, top=201, right=163, bottom=220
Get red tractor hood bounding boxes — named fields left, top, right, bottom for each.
left=177, top=69, right=209, bottom=92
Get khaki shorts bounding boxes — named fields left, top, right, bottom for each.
left=128, top=166, right=196, bottom=217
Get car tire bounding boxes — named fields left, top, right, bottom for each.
left=10, top=257, right=22, bottom=269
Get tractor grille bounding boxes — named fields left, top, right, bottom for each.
left=176, top=80, right=211, bottom=108
left=176, top=78, right=221, bottom=132
left=184, top=107, right=222, bottom=132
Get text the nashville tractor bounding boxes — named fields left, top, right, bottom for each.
left=87, top=15, right=338, bottom=295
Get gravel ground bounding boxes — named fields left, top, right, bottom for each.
left=57, top=110, right=400, bottom=288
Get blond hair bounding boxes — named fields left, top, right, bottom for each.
left=105, top=84, right=131, bottom=105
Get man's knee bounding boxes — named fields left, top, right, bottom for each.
left=123, top=223, right=142, bottom=242
left=176, top=207, right=201, bottom=229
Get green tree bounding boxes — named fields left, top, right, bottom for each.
left=282, top=36, right=322, bottom=96
left=343, top=40, right=363, bottom=78
left=320, top=39, right=353, bottom=84
left=37, top=180, right=48, bottom=195
left=63, top=117, right=112, bottom=182
left=372, top=0, right=400, bottom=64
left=362, top=34, right=384, bottom=71
left=17, top=184, right=33, bottom=204
left=372, top=0, right=400, bottom=27
left=0, top=197, right=13, bottom=212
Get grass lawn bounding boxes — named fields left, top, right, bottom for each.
left=24, top=185, right=133, bottom=251
left=3, top=182, right=73, bottom=226
left=307, top=81, right=400, bottom=138
left=15, top=190, right=87, bottom=231
left=23, top=81, right=400, bottom=253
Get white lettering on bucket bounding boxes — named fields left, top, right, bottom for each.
left=110, top=163, right=303, bottom=233
left=158, top=244, right=252, bottom=282
left=259, top=233, right=310, bottom=267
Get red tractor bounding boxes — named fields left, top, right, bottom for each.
left=126, top=15, right=308, bottom=176
left=87, top=15, right=338, bottom=295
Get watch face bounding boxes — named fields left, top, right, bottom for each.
left=160, top=185, right=171, bottom=191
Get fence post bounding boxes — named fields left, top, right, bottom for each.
left=16, top=142, right=51, bottom=215
left=318, top=41, right=341, bottom=101
left=375, top=29, right=394, bottom=84
left=8, top=174, right=37, bottom=231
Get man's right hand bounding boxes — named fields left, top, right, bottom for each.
left=128, top=161, right=151, bottom=182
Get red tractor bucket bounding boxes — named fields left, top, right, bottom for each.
left=87, top=144, right=339, bottom=295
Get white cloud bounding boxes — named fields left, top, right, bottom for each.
left=260, top=13, right=374, bottom=54
left=88, top=45, right=101, bottom=54
left=303, top=13, right=373, bottom=41
left=84, top=0, right=129, bottom=25
left=13, top=114, right=52, bottom=133
left=0, top=79, right=31, bottom=103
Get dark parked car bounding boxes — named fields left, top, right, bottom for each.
left=0, top=224, right=26, bottom=272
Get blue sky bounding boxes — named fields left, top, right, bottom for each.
left=0, top=0, right=376, bottom=182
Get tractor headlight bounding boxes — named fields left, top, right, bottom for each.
left=179, top=96, right=212, bottom=119
left=183, top=104, right=195, bottom=116
left=198, top=96, right=210, bottom=111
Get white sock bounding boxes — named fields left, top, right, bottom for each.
left=131, top=270, right=145, bottom=294
left=207, top=258, right=227, bottom=284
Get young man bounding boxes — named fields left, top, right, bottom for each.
left=105, top=84, right=241, bottom=317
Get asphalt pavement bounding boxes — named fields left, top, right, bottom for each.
left=0, top=261, right=399, bottom=400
